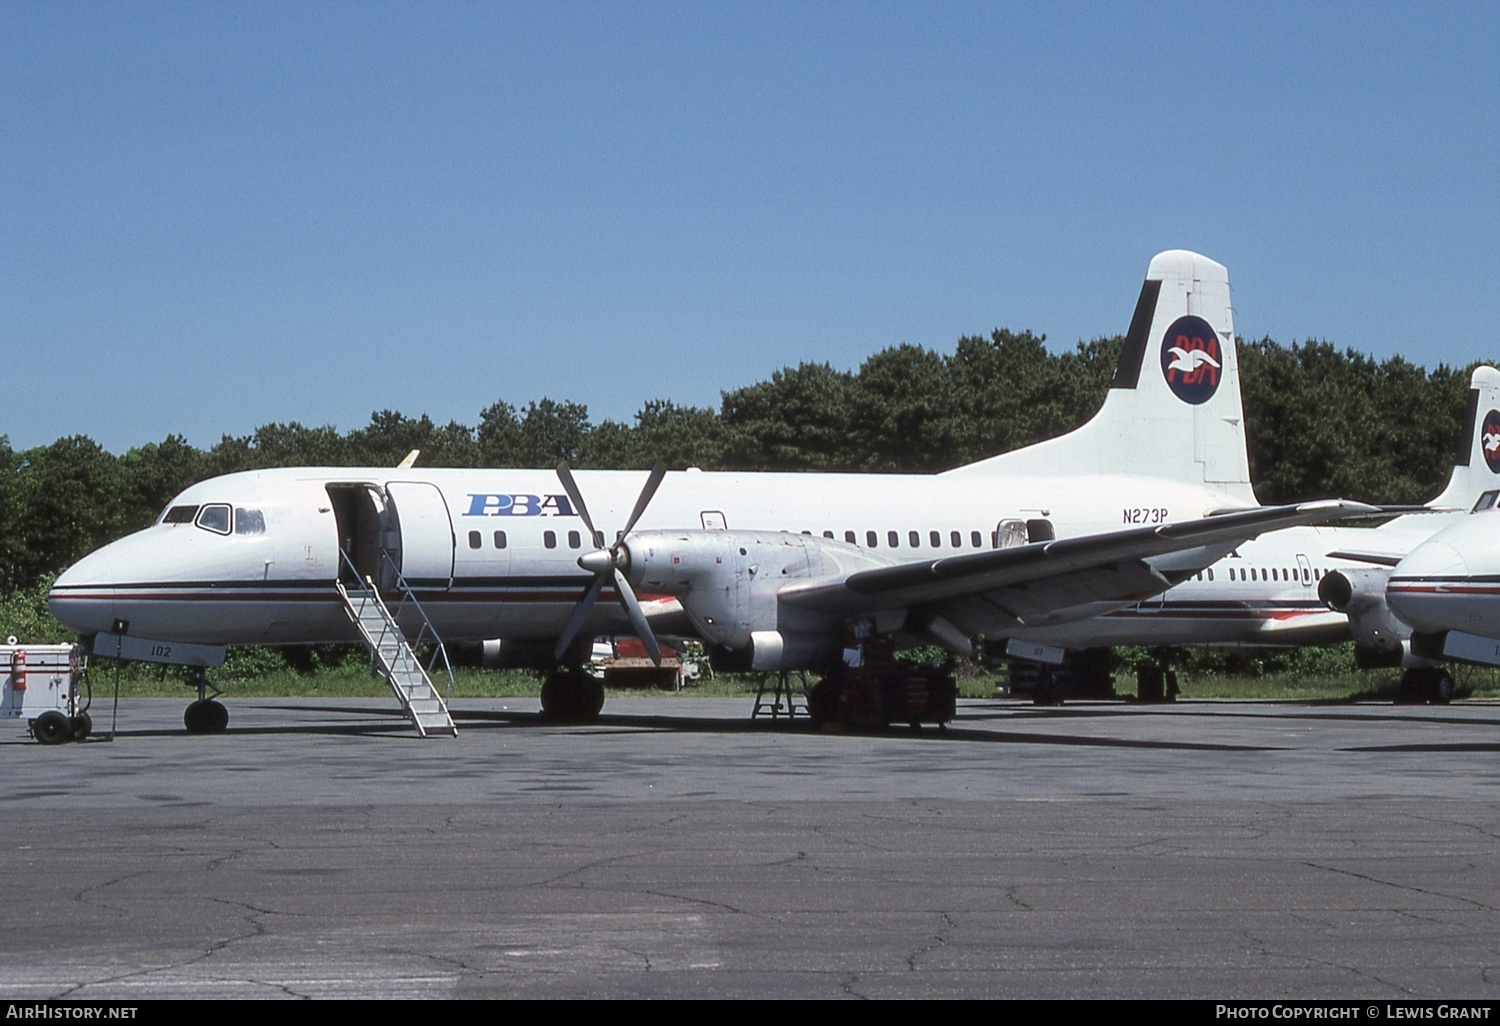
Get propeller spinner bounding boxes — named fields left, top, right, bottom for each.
left=551, top=462, right=667, bottom=665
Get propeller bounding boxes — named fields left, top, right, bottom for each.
left=552, top=462, right=667, bottom=665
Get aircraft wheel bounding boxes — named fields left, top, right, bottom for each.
left=185, top=699, right=229, bottom=734
left=70, top=713, right=92, bottom=742
left=1431, top=670, right=1455, bottom=705
left=32, top=711, right=71, bottom=746
left=578, top=675, right=605, bottom=720
left=540, top=672, right=603, bottom=723
left=805, top=677, right=840, bottom=728
left=1395, top=670, right=1425, bottom=705
left=1032, top=671, right=1064, bottom=707
left=539, top=674, right=565, bottom=719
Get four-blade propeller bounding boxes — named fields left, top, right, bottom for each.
left=551, top=462, right=667, bottom=665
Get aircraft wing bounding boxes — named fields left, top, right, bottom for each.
left=1322, top=549, right=1405, bottom=567
left=779, top=500, right=1377, bottom=626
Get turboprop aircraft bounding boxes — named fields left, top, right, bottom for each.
left=48, top=250, right=1371, bottom=732
left=993, top=365, right=1500, bottom=703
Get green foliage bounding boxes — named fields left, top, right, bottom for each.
left=1241, top=340, right=1471, bottom=504
left=0, top=574, right=72, bottom=643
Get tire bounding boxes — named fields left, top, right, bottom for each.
left=540, top=675, right=568, bottom=720
left=540, top=673, right=603, bottom=723
left=184, top=699, right=228, bottom=734
left=1395, top=670, right=1424, bottom=705
left=579, top=677, right=605, bottom=719
left=1431, top=671, right=1455, bottom=705
left=33, top=711, right=71, bottom=745
left=70, top=713, right=92, bottom=741
left=805, top=677, right=840, bottom=728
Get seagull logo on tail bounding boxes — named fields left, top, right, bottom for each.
left=1483, top=410, right=1500, bottom=473
left=1159, top=316, right=1222, bottom=405
left=1476, top=408, right=1500, bottom=474
left=1167, top=347, right=1222, bottom=374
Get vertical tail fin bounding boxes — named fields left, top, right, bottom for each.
left=1428, top=366, right=1500, bottom=510
left=947, top=250, right=1256, bottom=505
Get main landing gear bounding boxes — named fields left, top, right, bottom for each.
left=540, top=665, right=605, bottom=724
left=1396, top=666, right=1455, bottom=706
left=183, top=667, right=229, bottom=733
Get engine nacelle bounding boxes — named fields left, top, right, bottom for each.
left=1318, top=568, right=1409, bottom=668
left=455, top=637, right=589, bottom=669
left=625, top=529, right=889, bottom=666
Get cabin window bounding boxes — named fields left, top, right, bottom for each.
left=866, top=530, right=877, bottom=548
left=544, top=531, right=557, bottom=549
left=568, top=530, right=581, bottom=549
left=950, top=530, right=961, bottom=547
left=930, top=531, right=941, bottom=548
left=845, top=531, right=856, bottom=544
left=593, top=531, right=605, bottom=547
left=1208, top=569, right=1214, bottom=582
left=1475, top=490, right=1499, bottom=512
left=234, top=508, right=266, bottom=535
left=970, top=531, right=982, bottom=548
left=909, top=530, right=920, bottom=548
left=887, top=530, right=899, bottom=548
left=162, top=505, right=198, bottom=525
left=823, top=530, right=834, bottom=539
left=468, top=531, right=482, bottom=549
left=494, top=531, right=507, bottom=549
left=195, top=504, right=231, bottom=535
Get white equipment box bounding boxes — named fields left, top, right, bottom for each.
left=1, top=639, right=88, bottom=744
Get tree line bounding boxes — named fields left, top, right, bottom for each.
left=0, top=330, right=1477, bottom=602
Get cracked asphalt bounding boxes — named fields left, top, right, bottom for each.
left=3, top=695, right=1500, bottom=999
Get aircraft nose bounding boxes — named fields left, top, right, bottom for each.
left=48, top=546, right=118, bottom=637
left=1388, top=540, right=1469, bottom=633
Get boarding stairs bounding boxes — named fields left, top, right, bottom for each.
left=336, top=550, right=457, bottom=737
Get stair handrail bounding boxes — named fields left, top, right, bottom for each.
left=374, top=549, right=458, bottom=699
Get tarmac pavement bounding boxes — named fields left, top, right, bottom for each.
left=2, top=695, right=1499, bottom=999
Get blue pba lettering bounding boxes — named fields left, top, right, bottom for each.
left=464, top=493, right=578, bottom=517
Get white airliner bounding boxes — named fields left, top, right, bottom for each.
left=48, top=250, right=1370, bottom=729
left=1379, top=397, right=1500, bottom=677
left=998, top=365, right=1500, bottom=702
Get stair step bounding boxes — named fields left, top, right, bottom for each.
left=337, top=574, right=456, bottom=739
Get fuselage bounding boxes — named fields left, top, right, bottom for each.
left=1387, top=505, right=1500, bottom=637
left=48, top=464, right=1232, bottom=647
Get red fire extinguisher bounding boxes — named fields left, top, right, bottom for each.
left=12, top=650, right=26, bottom=692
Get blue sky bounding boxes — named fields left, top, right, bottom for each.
left=4, top=1, right=1496, bottom=454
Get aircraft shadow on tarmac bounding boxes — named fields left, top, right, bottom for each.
left=30, top=699, right=1500, bottom=753
left=35, top=700, right=1284, bottom=753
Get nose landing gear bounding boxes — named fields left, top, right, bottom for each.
left=183, top=667, right=229, bottom=733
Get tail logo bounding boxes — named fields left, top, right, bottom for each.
left=1483, top=410, right=1500, bottom=474
left=1160, top=316, right=1222, bottom=405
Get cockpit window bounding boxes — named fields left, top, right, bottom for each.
left=1474, top=490, right=1499, bottom=513
left=195, top=504, right=232, bottom=535
left=234, top=508, right=266, bottom=535
left=162, top=505, right=199, bottom=525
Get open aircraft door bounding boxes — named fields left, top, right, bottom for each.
left=385, top=482, right=455, bottom=591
